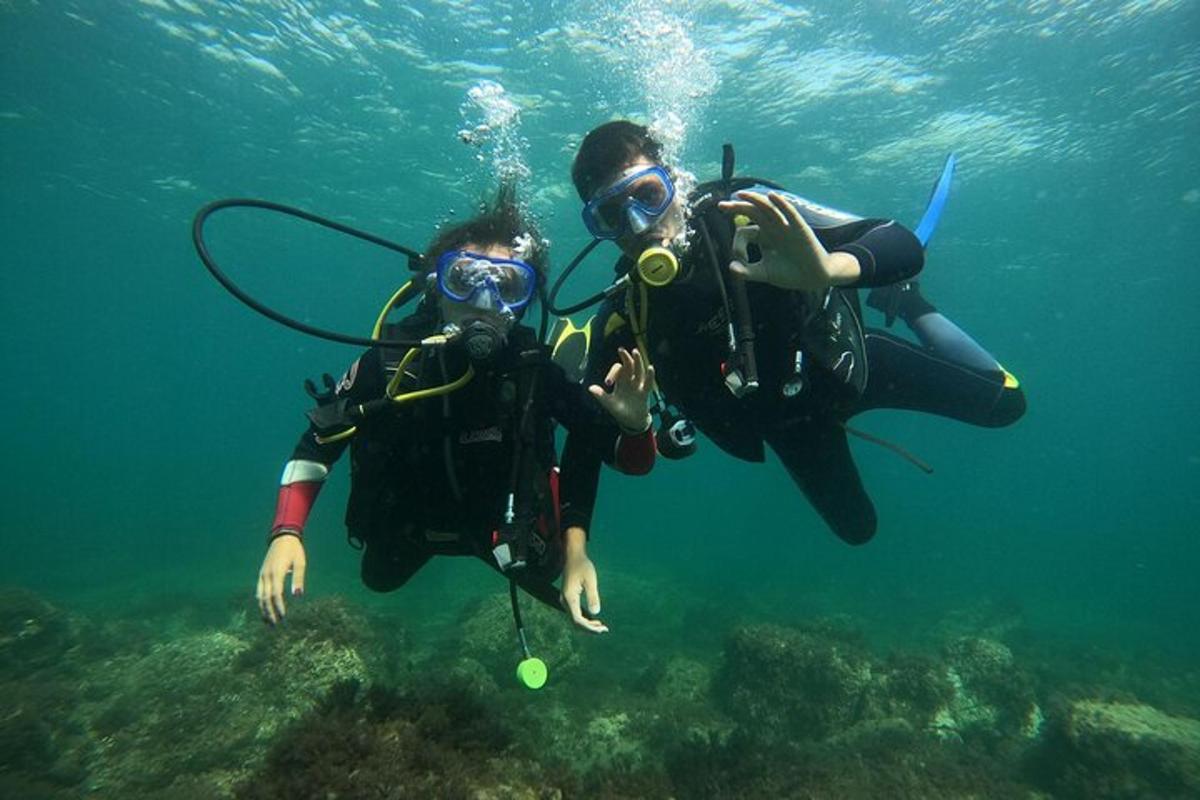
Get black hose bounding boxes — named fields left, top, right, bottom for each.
left=192, top=198, right=431, bottom=348
left=544, top=238, right=610, bottom=317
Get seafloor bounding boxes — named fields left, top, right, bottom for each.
left=2, top=580, right=1198, bottom=799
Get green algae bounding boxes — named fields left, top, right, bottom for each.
left=3, top=584, right=1199, bottom=799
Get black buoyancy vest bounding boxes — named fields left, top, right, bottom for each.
left=340, top=321, right=560, bottom=555
left=641, top=177, right=869, bottom=406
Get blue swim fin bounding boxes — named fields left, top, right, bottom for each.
left=914, top=153, right=956, bottom=248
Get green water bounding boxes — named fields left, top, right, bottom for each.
left=1, top=0, right=1199, bottom=795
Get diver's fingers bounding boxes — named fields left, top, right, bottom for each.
left=617, top=347, right=636, bottom=377
left=730, top=224, right=760, bottom=265
left=290, top=553, right=306, bottom=597
left=733, top=191, right=790, bottom=229
left=563, top=582, right=585, bottom=626
left=769, top=192, right=820, bottom=247
left=256, top=573, right=274, bottom=624
left=629, top=348, right=646, bottom=391
left=729, top=259, right=766, bottom=283
left=644, top=363, right=657, bottom=394
left=604, top=360, right=623, bottom=387
left=270, top=570, right=287, bottom=623
left=263, top=571, right=282, bottom=625
left=584, top=572, right=601, bottom=615
left=717, top=199, right=766, bottom=227
left=615, top=349, right=637, bottom=389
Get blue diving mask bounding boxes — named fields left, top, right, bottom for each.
left=435, top=250, right=539, bottom=314
left=581, top=165, right=676, bottom=240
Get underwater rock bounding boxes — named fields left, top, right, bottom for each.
left=929, top=636, right=1042, bottom=742
left=1037, top=699, right=1200, bottom=799
left=870, top=651, right=957, bottom=729
left=717, top=622, right=873, bottom=743
left=454, top=592, right=579, bottom=687
left=80, top=596, right=378, bottom=797
left=566, top=708, right=647, bottom=773
left=653, top=656, right=713, bottom=706
left=0, top=586, right=76, bottom=677
left=234, top=681, right=558, bottom=799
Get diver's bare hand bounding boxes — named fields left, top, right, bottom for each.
left=589, top=347, right=655, bottom=433
left=256, top=534, right=306, bottom=625
left=560, top=527, right=608, bottom=634
left=718, top=191, right=861, bottom=290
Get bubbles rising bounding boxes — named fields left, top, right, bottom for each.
left=457, top=79, right=531, bottom=188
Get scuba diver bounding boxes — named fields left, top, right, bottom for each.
left=556, top=120, right=1025, bottom=545
left=253, top=190, right=657, bottom=642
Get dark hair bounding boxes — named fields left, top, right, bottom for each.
left=423, top=184, right=548, bottom=285
left=571, top=120, right=664, bottom=200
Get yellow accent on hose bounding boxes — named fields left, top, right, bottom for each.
left=603, top=312, right=627, bottom=337
left=314, top=426, right=358, bottom=445
left=313, top=297, right=474, bottom=445
left=385, top=346, right=474, bottom=402
left=626, top=281, right=652, bottom=363
left=385, top=347, right=422, bottom=397
left=1002, top=368, right=1020, bottom=390
left=372, top=281, right=415, bottom=340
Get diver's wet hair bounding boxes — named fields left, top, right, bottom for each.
left=423, top=183, right=548, bottom=283
left=572, top=120, right=664, bottom=201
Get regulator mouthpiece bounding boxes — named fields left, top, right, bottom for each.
left=636, top=246, right=679, bottom=287
left=461, top=319, right=505, bottom=362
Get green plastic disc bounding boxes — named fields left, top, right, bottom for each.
left=516, top=657, right=548, bottom=690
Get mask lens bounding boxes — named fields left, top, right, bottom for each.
left=438, top=251, right=535, bottom=308
left=583, top=166, right=674, bottom=239
left=630, top=178, right=667, bottom=208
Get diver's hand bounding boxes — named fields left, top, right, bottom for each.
left=718, top=191, right=861, bottom=290
left=560, top=527, right=608, bottom=634
left=256, top=534, right=306, bottom=625
left=589, top=347, right=655, bottom=434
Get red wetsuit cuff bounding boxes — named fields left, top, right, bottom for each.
left=271, top=480, right=323, bottom=536
left=614, top=428, right=656, bottom=475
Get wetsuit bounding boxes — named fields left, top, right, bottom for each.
left=269, top=311, right=654, bottom=605
left=581, top=186, right=1024, bottom=545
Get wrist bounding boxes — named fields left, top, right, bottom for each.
left=826, top=250, right=862, bottom=286
left=564, top=526, right=588, bottom=556
left=268, top=527, right=302, bottom=547
left=618, top=412, right=653, bottom=436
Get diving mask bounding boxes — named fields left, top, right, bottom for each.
left=436, top=250, right=538, bottom=361
left=436, top=250, right=539, bottom=312
left=582, top=165, right=676, bottom=240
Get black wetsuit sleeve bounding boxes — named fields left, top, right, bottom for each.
left=555, top=303, right=638, bottom=534
left=289, top=349, right=383, bottom=467
left=789, top=198, right=925, bottom=288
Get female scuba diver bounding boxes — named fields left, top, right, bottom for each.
left=254, top=189, right=657, bottom=651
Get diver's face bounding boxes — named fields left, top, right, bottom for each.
left=600, top=158, right=686, bottom=258
left=437, top=242, right=521, bottom=328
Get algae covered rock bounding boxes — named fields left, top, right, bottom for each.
left=653, top=656, right=713, bottom=706
left=454, top=591, right=579, bottom=686
left=870, top=651, right=957, bottom=729
left=0, top=586, right=76, bottom=676
left=233, top=682, right=560, bottom=800
left=930, top=636, right=1042, bottom=742
left=81, top=595, right=379, bottom=797
left=716, top=622, right=873, bottom=743
left=1037, top=699, right=1200, bottom=799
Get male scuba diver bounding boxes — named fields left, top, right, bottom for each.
left=255, top=191, right=657, bottom=637
left=559, top=120, right=1025, bottom=545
